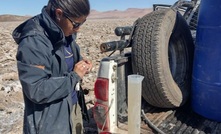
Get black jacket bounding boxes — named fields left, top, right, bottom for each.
left=12, top=7, right=82, bottom=134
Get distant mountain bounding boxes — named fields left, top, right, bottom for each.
left=0, top=14, right=31, bottom=22
left=88, top=8, right=152, bottom=19
left=0, top=8, right=153, bottom=22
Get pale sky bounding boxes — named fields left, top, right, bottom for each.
left=0, top=0, right=178, bottom=16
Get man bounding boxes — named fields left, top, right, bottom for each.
left=12, top=0, right=91, bottom=133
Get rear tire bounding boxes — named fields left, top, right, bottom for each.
left=131, top=9, right=194, bottom=108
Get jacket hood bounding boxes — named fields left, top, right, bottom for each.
left=12, top=6, right=65, bottom=45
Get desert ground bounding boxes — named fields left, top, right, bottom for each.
left=0, top=18, right=137, bottom=134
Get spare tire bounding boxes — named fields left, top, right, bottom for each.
left=131, top=8, right=194, bottom=108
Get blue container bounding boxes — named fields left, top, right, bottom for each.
left=192, top=0, right=221, bottom=122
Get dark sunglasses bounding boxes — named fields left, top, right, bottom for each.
left=64, top=14, right=86, bottom=29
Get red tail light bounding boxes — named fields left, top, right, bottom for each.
left=93, top=102, right=110, bottom=131
left=94, top=78, right=110, bottom=131
left=94, top=78, right=109, bottom=101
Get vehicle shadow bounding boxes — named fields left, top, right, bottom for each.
left=84, top=106, right=98, bottom=134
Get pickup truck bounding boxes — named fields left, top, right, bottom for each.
left=92, top=0, right=221, bottom=133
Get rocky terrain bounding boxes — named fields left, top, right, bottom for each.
left=0, top=8, right=151, bottom=133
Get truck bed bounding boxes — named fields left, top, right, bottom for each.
left=84, top=98, right=220, bottom=134
left=117, top=100, right=221, bottom=134
left=87, top=56, right=221, bottom=134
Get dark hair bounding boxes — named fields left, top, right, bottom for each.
left=47, top=0, right=90, bottom=19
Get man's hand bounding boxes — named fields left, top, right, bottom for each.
left=83, top=59, right=93, bottom=73
left=73, top=59, right=93, bottom=78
